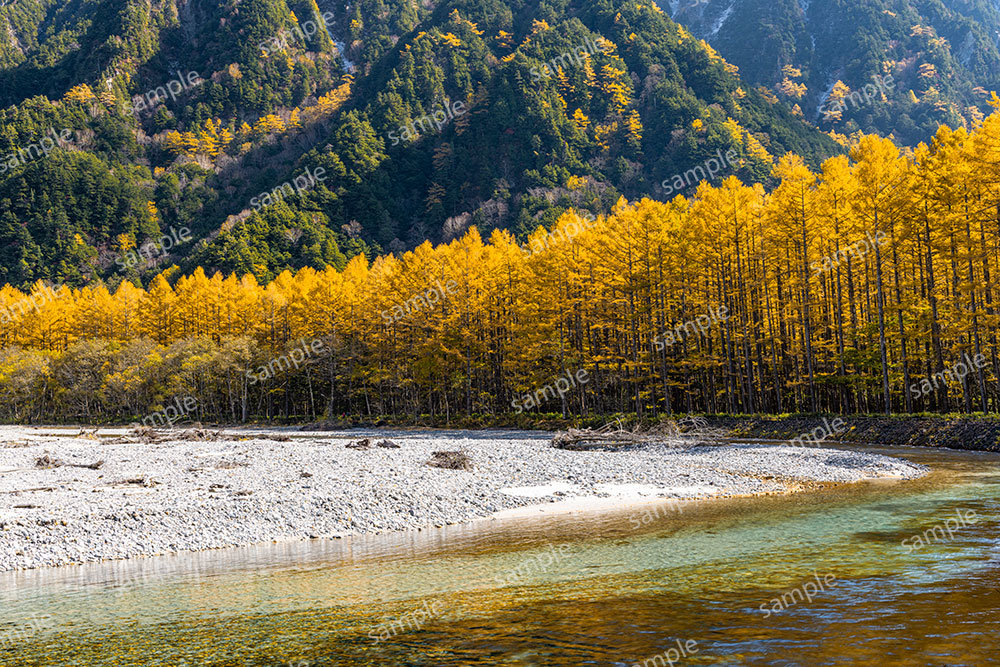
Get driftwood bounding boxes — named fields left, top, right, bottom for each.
left=34, top=453, right=104, bottom=470
left=107, top=427, right=289, bottom=444
left=211, top=460, right=250, bottom=469
left=551, top=417, right=728, bottom=451
left=427, top=450, right=473, bottom=470
left=107, top=427, right=236, bottom=444
left=347, top=438, right=400, bottom=450
left=115, top=477, right=160, bottom=487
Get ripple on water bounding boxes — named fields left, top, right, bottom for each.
left=1, top=445, right=998, bottom=666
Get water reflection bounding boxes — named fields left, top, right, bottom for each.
left=0, top=445, right=997, bottom=666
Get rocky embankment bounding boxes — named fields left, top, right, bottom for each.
left=702, top=415, right=1000, bottom=452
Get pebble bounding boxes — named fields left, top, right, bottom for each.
left=0, top=427, right=927, bottom=572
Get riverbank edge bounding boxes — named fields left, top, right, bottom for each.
left=13, top=414, right=1000, bottom=452
left=705, top=415, right=1000, bottom=452
left=0, top=428, right=928, bottom=572
left=297, top=414, right=1000, bottom=453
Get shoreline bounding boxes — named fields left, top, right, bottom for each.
left=303, top=415, right=1000, bottom=453
left=16, top=413, right=1000, bottom=453
left=0, top=426, right=927, bottom=572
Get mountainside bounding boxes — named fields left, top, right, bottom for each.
left=0, top=0, right=841, bottom=288
left=670, top=0, right=1000, bottom=145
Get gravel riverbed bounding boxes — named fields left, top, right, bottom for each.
left=0, top=426, right=927, bottom=571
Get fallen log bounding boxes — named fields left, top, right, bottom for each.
left=34, top=454, right=104, bottom=470
left=2, top=487, right=57, bottom=494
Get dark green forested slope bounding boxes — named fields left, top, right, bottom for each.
left=0, top=0, right=843, bottom=288
left=670, top=0, right=1000, bottom=145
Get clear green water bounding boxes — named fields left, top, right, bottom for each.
left=1, top=445, right=997, bottom=666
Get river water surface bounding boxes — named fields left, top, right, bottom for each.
left=1, top=444, right=997, bottom=666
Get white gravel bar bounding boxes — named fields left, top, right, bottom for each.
left=0, top=426, right=927, bottom=571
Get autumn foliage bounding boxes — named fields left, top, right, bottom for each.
left=1, top=112, right=1000, bottom=423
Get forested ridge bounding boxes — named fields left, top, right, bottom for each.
left=0, top=0, right=841, bottom=288
left=672, top=0, right=1000, bottom=146
left=0, top=109, right=999, bottom=423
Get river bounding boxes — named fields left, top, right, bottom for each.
left=1, top=444, right=997, bottom=666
